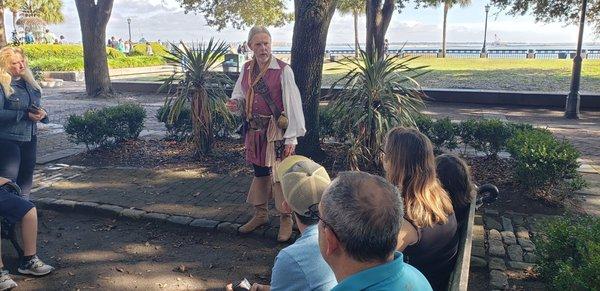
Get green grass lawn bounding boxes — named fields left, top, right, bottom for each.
left=322, top=58, right=600, bottom=93
left=118, top=58, right=600, bottom=93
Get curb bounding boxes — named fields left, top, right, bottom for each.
left=32, top=197, right=298, bottom=242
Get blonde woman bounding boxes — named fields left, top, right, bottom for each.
left=383, top=127, right=458, bottom=291
left=0, top=46, right=47, bottom=199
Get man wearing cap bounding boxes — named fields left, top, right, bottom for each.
left=318, top=172, right=432, bottom=291
left=248, top=156, right=336, bottom=291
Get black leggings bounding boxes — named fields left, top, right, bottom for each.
left=253, top=164, right=271, bottom=177
left=0, top=136, right=37, bottom=197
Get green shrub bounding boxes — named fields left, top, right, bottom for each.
left=130, top=42, right=169, bottom=57
left=459, top=118, right=513, bottom=157
left=535, top=215, right=600, bottom=290
left=30, top=56, right=165, bottom=71
left=156, top=105, right=193, bottom=141
left=412, top=115, right=457, bottom=153
left=414, top=114, right=433, bottom=135
left=29, top=57, right=84, bottom=71
left=22, top=44, right=124, bottom=60
left=507, top=128, right=582, bottom=190
left=64, top=110, right=111, bottom=149
left=107, top=47, right=126, bottom=59
left=108, top=56, right=165, bottom=69
left=65, top=104, right=146, bottom=148
left=102, top=103, right=146, bottom=141
left=457, top=118, right=477, bottom=154
left=429, top=117, right=459, bottom=153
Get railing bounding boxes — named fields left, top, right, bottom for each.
left=312, top=48, right=600, bottom=59
left=488, top=49, right=528, bottom=59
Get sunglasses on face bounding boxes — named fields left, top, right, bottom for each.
left=308, top=203, right=339, bottom=239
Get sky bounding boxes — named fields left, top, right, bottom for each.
left=12, top=0, right=599, bottom=46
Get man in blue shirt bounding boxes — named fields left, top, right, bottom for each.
left=318, top=172, right=433, bottom=291
left=249, top=156, right=337, bottom=291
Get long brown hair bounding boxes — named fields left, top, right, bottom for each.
left=384, top=127, right=454, bottom=228
left=435, top=154, right=475, bottom=209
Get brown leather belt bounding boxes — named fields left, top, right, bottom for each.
left=248, top=115, right=271, bottom=130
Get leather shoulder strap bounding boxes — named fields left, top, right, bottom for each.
left=252, top=64, right=282, bottom=119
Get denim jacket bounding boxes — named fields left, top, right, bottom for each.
left=0, top=79, right=48, bottom=142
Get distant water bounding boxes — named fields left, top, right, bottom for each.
left=271, top=42, right=600, bottom=51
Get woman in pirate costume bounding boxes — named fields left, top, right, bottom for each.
left=226, top=26, right=306, bottom=242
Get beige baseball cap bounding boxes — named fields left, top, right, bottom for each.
left=277, top=155, right=331, bottom=217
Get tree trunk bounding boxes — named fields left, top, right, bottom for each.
left=366, top=0, right=394, bottom=60
left=354, top=10, right=359, bottom=57
left=192, top=89, right=212, bottom=155
left=0, top=8, right=7, bottom=47
left=12, top=11, right=17, bottom=33
left=442, top=1, right=449, bottom=58
left=75, top=0, right=114, bottom=97
left=292, top=0, right=337, bottom=160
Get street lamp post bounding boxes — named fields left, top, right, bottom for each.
left=565, top=0, right=587, bottom=119
left=127, top=18, right=132, bottom=45
left=482, top=4, right=490, bottom=54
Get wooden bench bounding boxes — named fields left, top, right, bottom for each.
left=447, top=184, right=498, bottom=291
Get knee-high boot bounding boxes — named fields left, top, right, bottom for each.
left=272, top=182, right=293, bottom=242
left=239, top=176, right=271, bottom=233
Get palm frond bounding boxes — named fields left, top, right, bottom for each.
left=159, top=38, right=234, bottom=156
left=328, top=49, right=429, bottom=169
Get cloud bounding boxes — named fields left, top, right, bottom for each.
left=47, top=0, right=597, bottom=46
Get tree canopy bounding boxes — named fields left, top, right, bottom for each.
left=491, top=0, right=600, bottom=35
left=177, top=0, right=293, bottom=30
left=337, top=0, right=366, bottom=14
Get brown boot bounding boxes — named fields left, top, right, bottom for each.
left=277, top=213, right=293, bottom=242
left=239, top=204, right=269, bottom=233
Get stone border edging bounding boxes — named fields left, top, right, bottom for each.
left=31, top=197, right=298, bottom=242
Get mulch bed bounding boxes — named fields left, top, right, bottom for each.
left=61, top=138, right=565, bottom=215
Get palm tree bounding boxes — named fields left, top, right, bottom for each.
left=20, top=0, right=64, bottom=24
left=337, top=0, right=366, bottom=58
left=4, top=0, right=22, bottom=33
left=328, top=50, right=428, bottom=170
left=160, top=39, right=234, bottom=156
left=0, top=0, right=64, bottom=44
left=424, top=0, right=472, bottom=58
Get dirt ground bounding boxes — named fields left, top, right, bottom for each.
left=1, top=210, right=282, bottom=291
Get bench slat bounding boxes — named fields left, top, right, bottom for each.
left=447, top=198, right=476, bottom=291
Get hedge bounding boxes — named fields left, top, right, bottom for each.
left=130, top=42, right=170, bottom=57
left=65, top=103, right=146, bottom=148
left=30, top=56, right=165, bottom=71
left=21, top=44, right=125, bottom=60
left=535, top=215, right=600, bottom=290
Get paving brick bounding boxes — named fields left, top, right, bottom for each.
left=189, top=218, right=219, bottom=230
left=217, top=222, right=241, bottom=235
left=143, top=212, right=170, bottom=222
left=96, top=204, right=125, bottom=216
left=489, top=257, right=506, bottom=271
left=490, top=270, right=508, bottom=289
left=507, top=261, right=535, bottom=270
left=121, top=208, right=146, bottom=219
left=507, top=245, right=524, bottom=262
left=167, top=215, right=193, bottom=226
left=501, top=231, right=517, bottom=245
